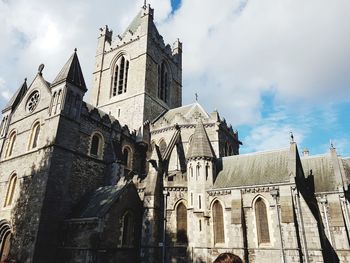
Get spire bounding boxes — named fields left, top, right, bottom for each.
left=2, top=78, right=28, bottom=113
left=51, top=49, right=87, bottom=91
left=187, top=119, right=215, bottom=159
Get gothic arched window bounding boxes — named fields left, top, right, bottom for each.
left=4, top=174, right=17, bottom=207
left=122, top=211, right=134, bottom=247
left=255, top=198, right=270, bottom=244
left=112, top=56, right=129, bottom=96
left=28, top=122, right=40, bottom=150
left=205, top=163, right=210, bottom=180
left=159, top=139, right=167, bottom=157
left=213, top=200, right=225, bottom=244
left=6, top=131, right=16, bottom=158
left=176, top=202, right=188, bottom=243
left=123, top=146, right=132, bottom=169
left=158, top=62, right=169, bottom=102
left=196, top=163, right=200, bottom=180
left=90, top=133, right=104, bottom=159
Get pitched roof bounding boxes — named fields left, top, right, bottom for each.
left=2, top=79, right=27, bottom=113
left=301, top=155, right=339, bottom=192
left=72, top=184, right=129, bottom=218
left=153, top=102, right=210, bottom=125
left=121, top=10, right=143, bottom=39
left=214, top=148, right=290, bottom=188
left=187, top=119, right=215, bottom=159
left=51, top=50, right=86, bottom=91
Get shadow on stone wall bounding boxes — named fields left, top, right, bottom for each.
left=298, top=170, right=340, bottom=263
left=9, top=147, right=52, bottom=263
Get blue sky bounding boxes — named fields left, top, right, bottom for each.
left=0, top=0, right=349, bottom=157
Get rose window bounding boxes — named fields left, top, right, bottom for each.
left=26, top=91, right=40, bottom=113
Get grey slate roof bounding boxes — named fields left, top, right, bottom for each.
left=153, top=102, right=210, bottom=124
left=2, top=79, right=27, bottom=113
left=187, top=119, right=215, bottom=159
left=301, top=155, right=338, bottom=192
left=72, top=184, right=128, bottom=218
left=214, top=148, right=290, bottom=188
left=121, top=10, right=142, bottom=38
left=51, top=51, right=86, bottom=91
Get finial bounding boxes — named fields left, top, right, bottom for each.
left=24, top=77, right=27, bottom=83
left=195, top=93, right=198, bottom=102
left=74, top=48, right=77, bottom=53
left=289, top=131, right=294, bottom=143
left=38, top=64, right=45, bottom=75
left=143, top=0, right=147, bottom=8
left=330, top=139, right=335, bottom=149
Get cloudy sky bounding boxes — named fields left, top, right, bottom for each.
left=0, top=0, right=349, bottom=156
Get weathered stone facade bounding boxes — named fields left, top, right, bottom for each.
left=0, top=3, right=349, bottom=263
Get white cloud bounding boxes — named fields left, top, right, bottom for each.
left=0, top=0, right=349, bottom=155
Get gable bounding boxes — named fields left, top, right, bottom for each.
left=10, top=74, right=52, bottom=123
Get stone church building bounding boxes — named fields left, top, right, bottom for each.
left=0, top=4, right=349, bottom=263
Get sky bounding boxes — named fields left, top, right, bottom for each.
left=0, top=0, right=349, bottom=157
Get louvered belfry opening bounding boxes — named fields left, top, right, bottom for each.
left=176, top=203, right=188, bottom=243
left=213, top=201, right=225, bottom=244
left=255, top=198, right=270, bottom=244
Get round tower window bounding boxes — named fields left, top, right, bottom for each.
left=26, top=91, right=40, bottom=113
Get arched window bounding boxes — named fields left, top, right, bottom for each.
left=176, top=202, right=188, bottom=243
left=158, top=62, right=169, bottom=102
left=159, top=139, right=167, bottom=157
left=123, top=146, right=132, bottom=169
left=55, top=90, right=62, bottom=114
left=122, top=211, right=134, bottom=247
left=255, top=198, right=270, bottom=244
left=50, top=92, right=57, bottom=115
left=205, top=164, right=210, bottom=180
left=6, top=131, right=16, bottom=158
left=196, top=163, right=200, bottom=180
left=4, top=174, right=17, bottom=207
left=0, top=116, right=8, bottom=137
left=213, top=200, right=225, bottom=244
left=28, top=122, right=40, bottom=150
left=112, top=56, right=129, bottom=96
left=0, top=220, right=11, bottom=262
left=189, top=165, right=193, bottom=178
left=90, top=133, right=104, bottom=158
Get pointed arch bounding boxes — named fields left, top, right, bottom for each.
left=122, top=146, right=132, bottom=169
left=158, top=61, right=170, bottom=103
left=28, top=121, right=41, bottom=150
left=111, top=54, right=130, bottom=97
left=196, top=162, right=200, bottom=180
left=6, top=130, right=16, bottom=158
left=254, top=196, right=270, bottom=244
left=159, top=138, right=167, bottom=156
left=121, top=210, right=135, bottom=247
left=176, top=202, right=188, bottom=244
left=212, top=200, right=225, bottom=244
left=4, top=173, right=17, bottom=207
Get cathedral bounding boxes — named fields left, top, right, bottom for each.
left=0, top=4, right=349, bottom=263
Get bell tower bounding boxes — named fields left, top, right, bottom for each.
left=90, top=4, right=182, bottom=131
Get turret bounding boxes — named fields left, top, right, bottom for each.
left=50, top=49, right=87, bottom=120
left=186, top=118, right=216, bottom=247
